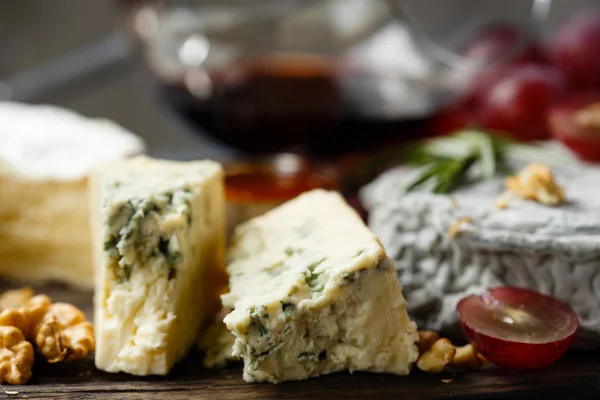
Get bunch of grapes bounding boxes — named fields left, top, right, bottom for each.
left=427, top=9, right=600, bottom=161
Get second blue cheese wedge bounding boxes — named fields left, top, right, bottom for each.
left=222, top=189, right=419, bottom=383
left=90, top=156, right=225, bottom=375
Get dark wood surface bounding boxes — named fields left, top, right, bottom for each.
left=0, top=281, right=597, bottom=399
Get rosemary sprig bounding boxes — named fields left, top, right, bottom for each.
left=403, top=162, right=446, bottom=192
left=432, top=154, right=478, bottom=194
left=402, top=130, right=573, bottom=194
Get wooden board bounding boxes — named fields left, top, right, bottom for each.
left=4, top=281, right=600, bottom=400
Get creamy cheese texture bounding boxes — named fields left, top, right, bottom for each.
left=222, top=189, right=419, bottom=383
left=360, top=161, right=600, bottom=347
left=0, top=102, right=144, bottom=180
left=0, top=102, right=145, bottom=287
left=90, top=156, right=225, bottom=375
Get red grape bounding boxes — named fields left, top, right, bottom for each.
left=552, top=11, right=600, bottom=88
left=477, top=65, right=566, bottom=140
left=461, top=24, right=546, bottom=66
left=425, top=103, right=473, bottom=137
left=547, top=91, right=600, bottom=161
left=462, top=65, right=518, bottom=107
left=459, top=24, right=547, bottom=105
left=457, top=287, right=578, bottom=371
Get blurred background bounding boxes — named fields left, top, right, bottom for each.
left=0, top=1, right=205, bottom=159
left=0, top=0, right=598, bottom=161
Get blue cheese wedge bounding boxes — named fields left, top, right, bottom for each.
left=222, top=189, right=419, bottom=383
left=0, top=102, right=144, bottom=287
left=90, top=156, right=225, bottom=375
left=360, top=161, right=600, bottom=346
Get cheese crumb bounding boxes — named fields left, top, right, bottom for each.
left=448, top=217, right=473, bottom=238
left=441, top=379, right=453, bottom=384
left=495, top=191, right=512, bottom=209
left=503, top=163, right=565, bottom=206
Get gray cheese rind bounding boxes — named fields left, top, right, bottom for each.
left=360, top=164, right=600, bottom=347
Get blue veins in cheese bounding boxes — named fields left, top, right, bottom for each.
left=90, top=156, right=225, bottom=375
left=220, top=189, right=419, bottom=383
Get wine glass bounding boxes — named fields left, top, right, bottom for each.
left=116, top=0, right=549, bottom=219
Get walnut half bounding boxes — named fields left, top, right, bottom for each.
left=503, top=163, right=565, bottom=207
left=450, top=344, right=488, bottom=370
left=50, top=303, right=95, bottom=361
left=0, top=326, right=34, bottom=385
left=0, top=288, right=34, bottom=311
left=417, top=338, right=456, bottom=373
left=0, top=295, right=94, bottom=364
left=416, top=331, right=487, bottom=374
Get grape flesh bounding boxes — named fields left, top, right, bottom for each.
left=548, top=91, right=600, bottom=161
left=457, top=287, right=578, bottom=370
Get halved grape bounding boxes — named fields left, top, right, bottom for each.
left=457, top=287, right=578, bottom=371
left=552, top=10, right=600, bottom=88
left=478, top=65, right=566, bottom=140
left=548, top=91, right=600, bottom=161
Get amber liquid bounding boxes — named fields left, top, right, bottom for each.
left=155, top=56, right=425, bottom=156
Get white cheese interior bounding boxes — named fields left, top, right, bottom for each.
left=222, top=189, right=418, bottom=383
left=91, top=156, right=225, bottom=375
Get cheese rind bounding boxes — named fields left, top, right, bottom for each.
left=91, top=156, right=225, bottom=375
left=222, top=189, right=419, bottom=383
left=0, top=102, right=144, bottom=180
left=0, top=103, right=145, bottom=287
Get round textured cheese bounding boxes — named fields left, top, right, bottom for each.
left=360, top=157, right=600, bottom=347
left=0, top=102, right=145, bottom=180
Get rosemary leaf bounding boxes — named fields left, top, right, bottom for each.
left=455, top=130, right=496, bottom=180
left=404, top=147, right=445, bottom=165
left=364, top=128, right=574, bottom=197
left=432, top=155, right=478, bottom=194
left=477, top=134, right=496, bottom=180
left=419, top=136, right=474, bottom=160
left=403, top=161, right=447, bottom=192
